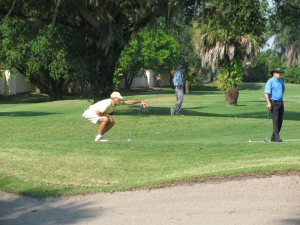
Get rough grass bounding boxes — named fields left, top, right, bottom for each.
left=0, top=83, right=300, bottom=197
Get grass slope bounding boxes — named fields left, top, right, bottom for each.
left=0, top=83, right=300, bottom=197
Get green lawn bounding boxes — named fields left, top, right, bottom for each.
left=0, top=83, right=300, bottom=197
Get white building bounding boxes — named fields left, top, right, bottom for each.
left=118, top=69, right=216, bottom=89
left=119, top=70, right=171, bottom=88
left=0, top=70, right=35, bottom=95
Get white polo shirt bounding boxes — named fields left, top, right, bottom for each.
left=82, top=99, right=121, bottom=124
left=89, top=99, right=119, bottom=113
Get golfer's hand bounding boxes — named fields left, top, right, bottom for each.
left=267, top=103, right=272, bottom=110
left=142, top=101, right=148, bottom=108
left=108, top=115, right=114, bottom=122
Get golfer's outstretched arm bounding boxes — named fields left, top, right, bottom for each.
left=122, top=100, right=148, bottom=108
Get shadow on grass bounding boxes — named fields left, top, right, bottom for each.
left=0, top=93, right=50, bottom=104
left=188, top=91, right=223, bottom=96
left=115, top=106, right=300, bottom=121
left=0, top=111, right=61, bottom=117
left=200, top=85, right=219, bottom=92
left=119, top=86, right=223, bottom=96
left=0, top=92, right=87, bottom=103
left=239, top=83, right=265, bottom=90
left=119, top=88, right=175, bottom=96
left=119, top=84, right=264, bottom=97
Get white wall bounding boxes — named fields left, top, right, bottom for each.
left=0, top=70, right=6, bottom=94
left=0, top=71, right=35, bottom=95
left=117, top=68, right=221, bottom=89
left=157, top=70, right=171, bottom=86
left=145, top=70, right=155, bottom=87
left=119, top=70, right=156, bottom=88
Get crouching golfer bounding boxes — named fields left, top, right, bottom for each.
left=82, top=92, right=148, bottom=142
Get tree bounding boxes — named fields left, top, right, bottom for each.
left=192, top=0, right=266, bottom=106
left=268, top=0, right=300, bottom=67
left=115, top=38, right=143, bottom=90
left=167, top=23, right=202, bottom=93
left=0, top=20, right=75, bottom=100
left=282, top=64, right=300, bottom=84
left=140, top=28, right=179, bottom=84
left=115, top=27, right=179, bottom=90
left=243, top=49, right=283, bottom=82
left=0, top=0, right=199, bottom=101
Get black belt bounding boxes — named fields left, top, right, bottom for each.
left=271, top=100, right=283, bottom=102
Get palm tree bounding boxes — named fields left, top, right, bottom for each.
left=273, top=26, right=300, bottom=67
left=191, top=0, right=266, bottom=106
left=269, top=0, right=300, bottom=67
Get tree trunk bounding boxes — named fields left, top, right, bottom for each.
left=92, top=39, right=127, bottom=102
left=92, top=67, right=114, bottom=102
left=49, top=77, right=64, bottom=100
left=27, top=74, right=64, bottom=101
left=124, top=75, right=132, bottom=90
left=185, top=80, right=190, bottom=94
left=91, top=53, right=119, bottom=102
left=169, top=70, right=173, bottom=86
left=226, top=87, right=239, bottom=106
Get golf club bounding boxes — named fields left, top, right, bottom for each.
left=264, top=109, right=270, bottom=142
left=127, top=104, right=143, bottom=141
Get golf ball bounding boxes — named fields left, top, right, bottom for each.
left=249, top=140, right=252, bottom=143
left=127, top=138, right=131, bottom=141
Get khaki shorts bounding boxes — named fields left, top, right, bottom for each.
left=82, top=109, right=100, bottom=124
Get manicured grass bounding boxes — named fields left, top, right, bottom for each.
left=0, top=83, right=300, bottom=197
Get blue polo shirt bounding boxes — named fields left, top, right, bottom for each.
left=173, top=71, right=183, bottom=87
left=264, top=76, right=285, bottom=100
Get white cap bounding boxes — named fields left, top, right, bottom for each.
left=110, top=92, right=123, bottom=99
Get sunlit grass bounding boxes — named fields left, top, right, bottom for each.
left=0, top=83, right=300, bottom=197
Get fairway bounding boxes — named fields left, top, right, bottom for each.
left=0, top=83, right=300, bottom=197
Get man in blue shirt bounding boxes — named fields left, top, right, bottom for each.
left=171, top=65, right=184, bottom=116
left=264, top=68, right=285, bottom=142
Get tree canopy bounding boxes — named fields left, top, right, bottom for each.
left=268, top=0, right=300, bottom=66
left=115, top=27, right=179, bottom=89
left=191, top=0, right=267, bottom=105
left=1, top=0, right=299, bottom=101
left=0, top=0, right=199, bottom=100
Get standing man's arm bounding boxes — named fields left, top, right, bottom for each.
left=264, top=79, right=272, bottom=110
left=264, top=93, right=272, bottom=110
left=173, top=72, right=179, bottom=87
left=282, top=89, right=285, bottom=95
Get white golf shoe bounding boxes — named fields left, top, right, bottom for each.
left=95, top=137, right=108, bottom=142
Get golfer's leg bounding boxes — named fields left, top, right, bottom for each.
left=102, top=120, right=115, bottom=135
left=271, top=103, right=280, bottom=140
left=173, top=87, right=183, bottom=114
left=278, top=103, right=284, bottom=133
left=172, top=88, right=178, bottom=114
left=271, top=132, right=275, bottom=141
left=98, top=117, right=109, bottom=135
left=176, top=88, right=183, bottom=114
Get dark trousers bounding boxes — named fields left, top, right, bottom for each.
left=271, top=101, right=284, bottom=141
